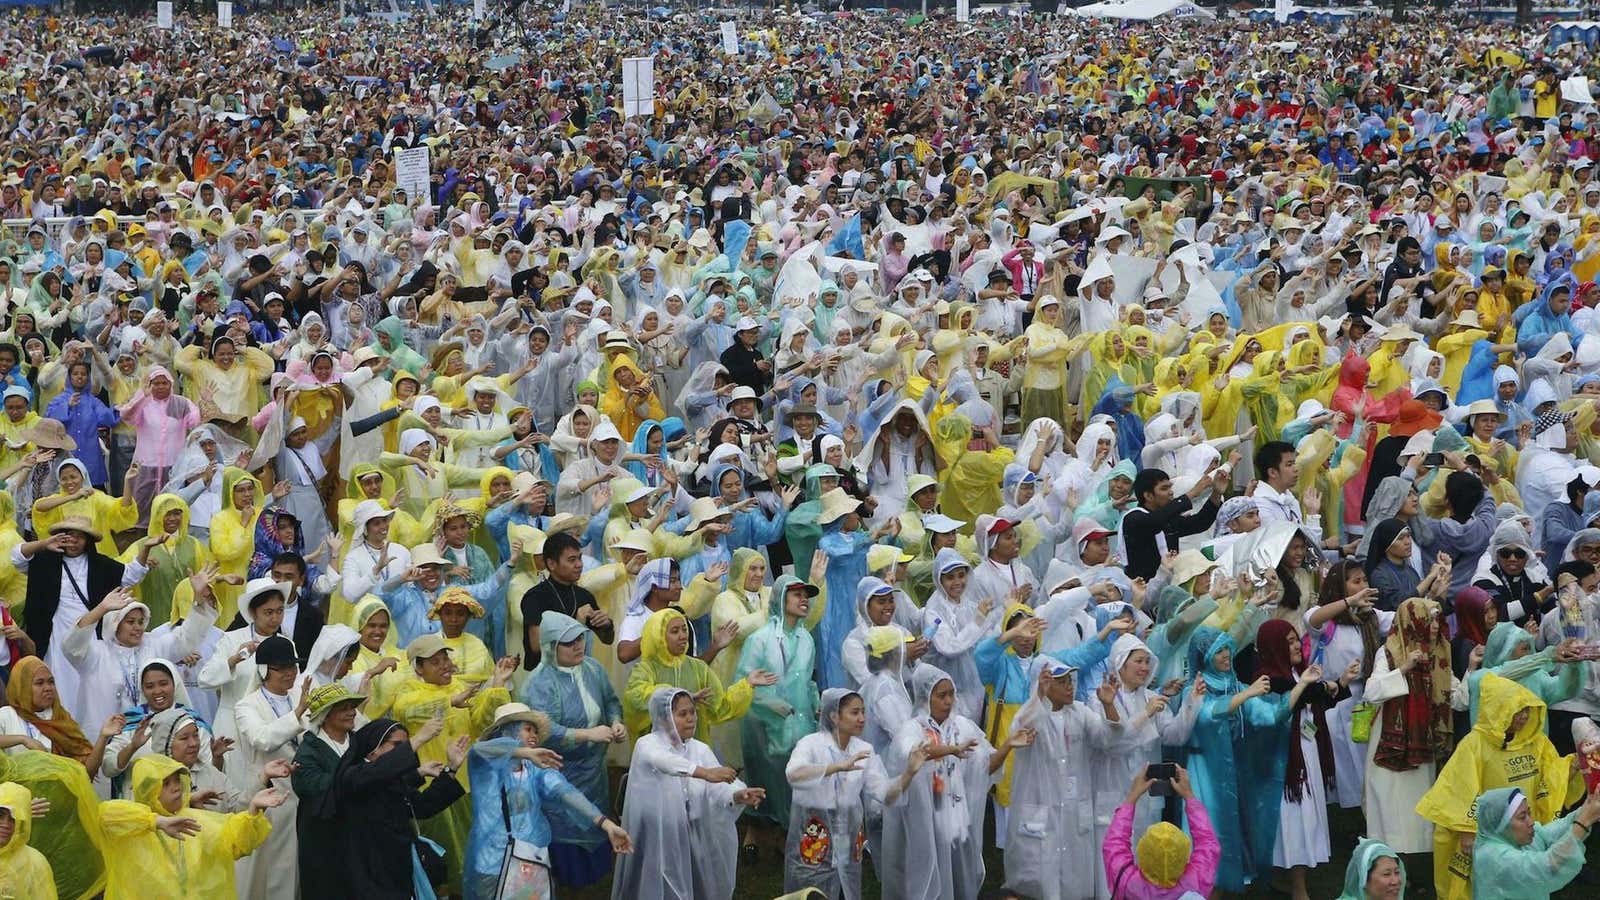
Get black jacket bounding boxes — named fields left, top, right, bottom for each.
left=719, top=340, right=771, bottom=394
left=336, top=732, right=465, bottom=899
left=22, top=549, right=127, bottom=657
left=1121, top=495, right=1220, bottom=581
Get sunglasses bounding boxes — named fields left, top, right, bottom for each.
left=1497, top=548, right=1528, bottom=559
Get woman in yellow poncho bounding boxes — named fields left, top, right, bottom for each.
left=0, top=748, right=103, bottom=900
left=345, top=595, right=405, bottom=719
left=623, top=607, right=768, bottom=742
left=1079, top=329, right=1135, bottom=415
left=462, top=465, right=514, bottom=563
left=1575, top=215, right=1600, bottom=282
left=1122, top=323, right=1159, bottom=385
left=0, top=490, right=23, bottom=616
left=207, top=467, right=265, bottom=614
left=390, top=635, right=516, bottom=896
left=1505, top=250, right=1537, bottom=309
left=0, top=781, right=55, bottom=900
left=97, top=755, right=273, bottom=900
left=598, top=354, right=666, bottom=442
left=339, top=463, right=425, bottom=550
left=1020, top=295, right=1088, bottom=433
left=932, top=413, right=1015, bottom=531
left=173, top=336, right=274, bottom=441
left=1415, top=672, right=1585, bottom=900
left=121, top=493, right=210, bottom=627
left=30, top=457, right=137, bottom=557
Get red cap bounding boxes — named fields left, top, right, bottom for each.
left=1079, top=528, right=1115, bottom=545
left=987, top=518, right=1017, bottom=536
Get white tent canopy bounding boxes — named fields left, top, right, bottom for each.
left=1072, top=0, right=1216, bottom=19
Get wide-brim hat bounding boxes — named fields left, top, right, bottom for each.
left=47, top=515, right=102, bottom=542
left=20, top=418, right=76, bottom=451
left=817, top=487, right=863, bottom=525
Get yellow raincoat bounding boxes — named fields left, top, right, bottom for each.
left=0, top=749, right=103, bottom=900
left=207, top=467, right=264, bottom=614
left=122, top=493, right=210, bottom=626
left=378, top=449, right=491, bottom=521
left=1415, top=673, right=1583, bottom=900
left=932, top=414, right=1014, bottom=533
left=31, top=485, right=137, bottom=558
left=1435, top=325, right=1490, bottom=394
left=1079, top=331, right=1134, bottom=416
left=97, top=755, right=269, bottom=899
left=390, top=669, right=510, bottom=896
left=0, top=781, right=55, bottom=899
left=345, top=595, right=405, bottom=719
left=1020, top=319, right=1087, bottom=431
left=0, top=491, right=23, bottom=615
left=598, top=355, right=665, bottom=441
left=623, top=607, right=754, bottom=742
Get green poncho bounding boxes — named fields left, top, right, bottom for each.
left=1470, top=787, right=1586, bottom=900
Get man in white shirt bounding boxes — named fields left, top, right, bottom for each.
left=1252, top=440, right=1324, bottom=549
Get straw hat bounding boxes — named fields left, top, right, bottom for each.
left=409, top=543, right=449, bottom=568
left=817, top=488, right=863, bottom=525
left=684, top=497, right=733, bottom=532
left=19, top=418, right=76, bottom=451
left=1464, top=399, right=1503, bottom=421
left=306, top=683, right=367, bottom=725
left=48, top=515, right=102, bottom=542
left=482, top=702, right=552, bottom=741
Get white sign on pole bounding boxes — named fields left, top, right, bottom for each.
left=473, top=0, right=485, bottom=18
left=156, top=1, right=173, bottom=29
left=622, top=57, right=654, bottom=119
left=395, top=145, right=431, bottom=204
left=1273, top=0, right=1292, bottom=23
left=720, top=22, right=739, bottom=55
left=217, top=1, right=233, bottom=28
left=956, top=0, right=970, bottom=22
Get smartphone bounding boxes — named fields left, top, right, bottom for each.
left=1146, top=762, right=1176, bottom=796
left=1423, top=452, right=1444, bottom=468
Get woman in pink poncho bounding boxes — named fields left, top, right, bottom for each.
left=1331, top=352, right=1412, bottom=536
left=1101, top=765, right=1220, bottom=900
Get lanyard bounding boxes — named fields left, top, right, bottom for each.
left=61, top=558, right=89, bottom=608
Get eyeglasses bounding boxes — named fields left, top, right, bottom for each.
left=1497, top=548, right=1528, bottom=559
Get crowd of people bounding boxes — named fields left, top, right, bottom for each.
left=10, top=1, right=1600, bottom=899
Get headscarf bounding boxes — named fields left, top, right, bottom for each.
left=1335, top=838, right=1406, bottom=900
left=4, top=656, right=93, bottom=764
left=1254, top=619, right=1335, bottom=803
left=1187, top=625, right=1245, bottom=737
left=1362, top=518, right=1410, bottom=576
left=1374, top=598, right=1453, bottom=771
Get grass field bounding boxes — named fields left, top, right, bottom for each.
left=556, top=797, right=1600, bottom=899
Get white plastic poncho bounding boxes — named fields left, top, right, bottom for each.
left=1003, top=663, right=1122, bottom=900
left=1089, top=633, right=1201, bottom=897
left=880, top=665, right=995, bottom=900
left=859, top=630, right=915, bottom=757
left=611, top=687, right=747, bottom=900
left=922, top=548, right=998, bottom=723
left=782, top=688, right=892, bottom=900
